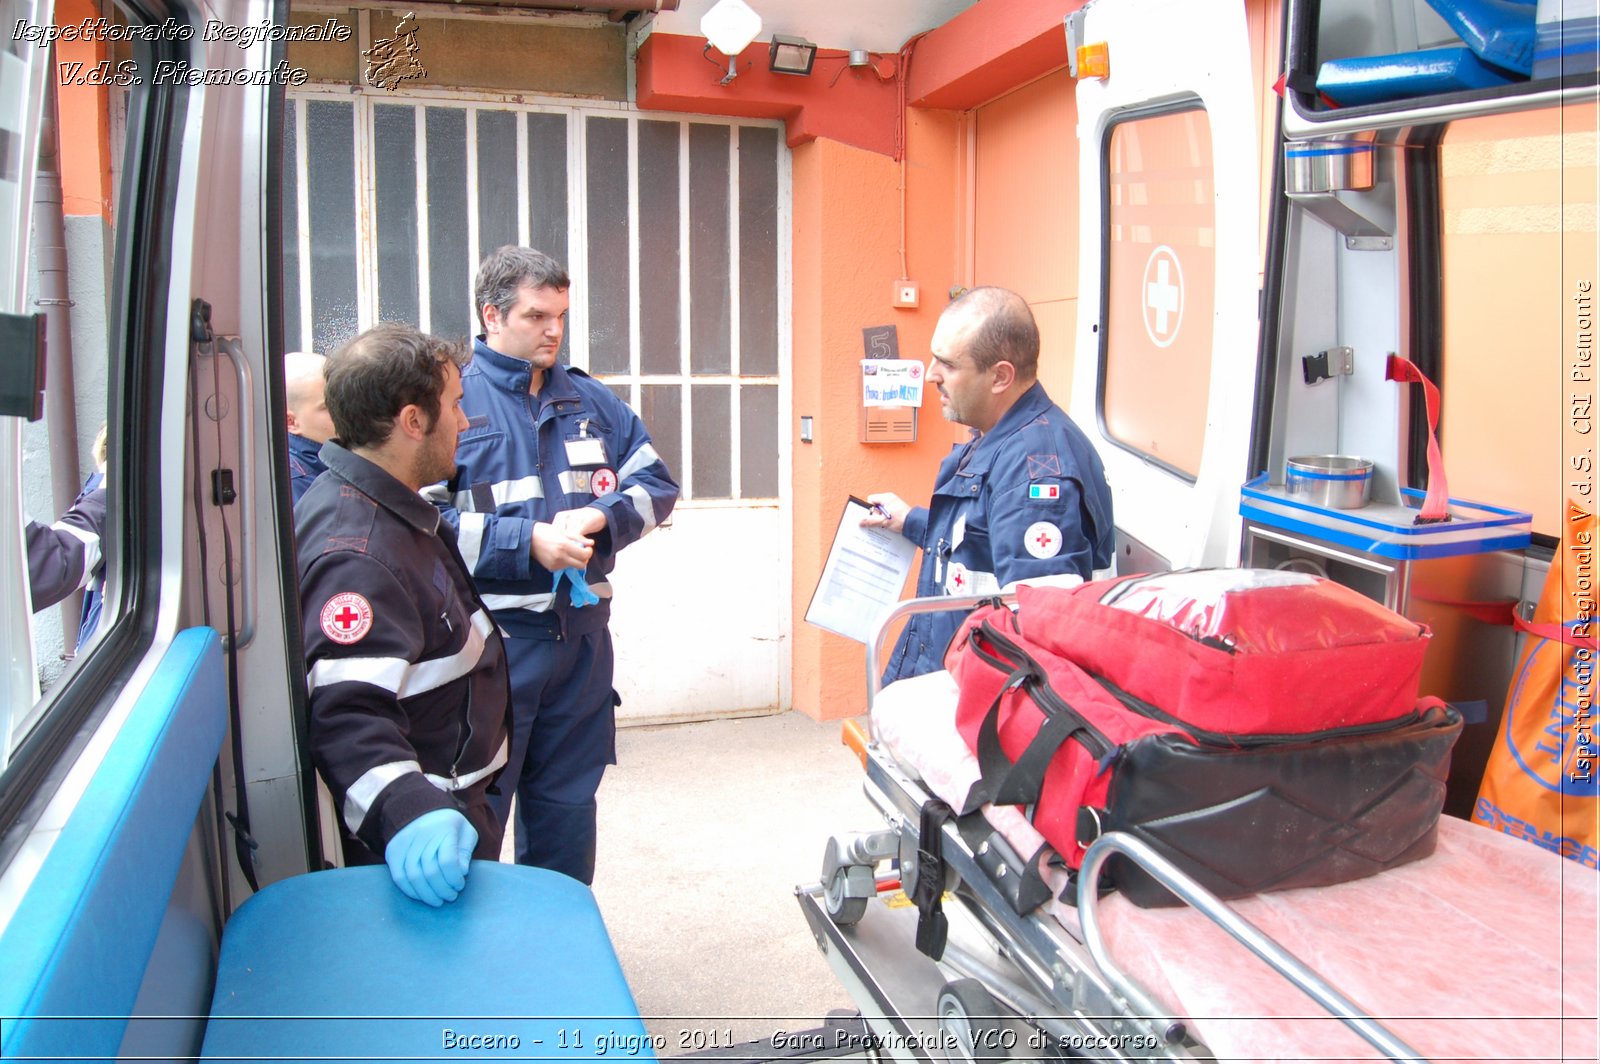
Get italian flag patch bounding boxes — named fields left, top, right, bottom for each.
left=1029, top=483, right=1060, bottom=500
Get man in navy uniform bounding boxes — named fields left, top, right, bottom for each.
left=26, top=483, right=106, bottom=613
left=297, top=323, right=511, bottom=907
left=433, top=245, right=678, bottom=884
left=864, top=286, right=1114, bottom=684
left=285, top=350, right=335, bottom=505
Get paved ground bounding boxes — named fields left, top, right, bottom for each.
left=504, top=710, right=882, bottom=1047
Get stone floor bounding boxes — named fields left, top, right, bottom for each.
left=503, top=710, right=881, bottom=1047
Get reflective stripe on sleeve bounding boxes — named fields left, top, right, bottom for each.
left=479, top=591, right=556, bottom=613
left=343, top=759, right=423, bottom=834
left=617, top=443, right=662, bottom=481
left=424, top=736, right=509, bottom=792
left=489, top=476, right=544, bottom=506
left=480, top=580, right=612, bottom=614
left=624, top=485, right=658, bottom=533
left=457, top=512, right=488, bottom=572
left=50, top=520, right=101, bottom=586
left=309, top=611, right=496, bottom=698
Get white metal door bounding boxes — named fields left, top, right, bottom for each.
left=1070, top=0, right=1264, bottom=569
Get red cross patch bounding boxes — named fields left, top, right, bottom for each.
left=320, top=592, right=374, bottom=645
left=945, top=561, right=969, bottom=594
left=1024, top=521, right=1062, bottom=560
left=591, top=467, right=618, bottom=496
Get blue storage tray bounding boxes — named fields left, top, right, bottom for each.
left=1240, top=474, right=1532, bottom=560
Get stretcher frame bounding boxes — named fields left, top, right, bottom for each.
left=794, top=593, right=1431, bottom=1064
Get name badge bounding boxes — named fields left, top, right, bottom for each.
left=565, top=437, right=608, bottom=467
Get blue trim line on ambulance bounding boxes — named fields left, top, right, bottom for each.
left=1238, top=501, right=1532, bottom=560
left=1284, top=144, right=1375, bottom=158
left=1241, top=474, right=1531, bottom=535
left=1288, top=468, right=1371, bottom=481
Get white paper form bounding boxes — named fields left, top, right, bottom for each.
left=805, top=496, right=919, bottom=644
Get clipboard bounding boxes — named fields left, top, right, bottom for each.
left=804, top=496, right=918, bottom=644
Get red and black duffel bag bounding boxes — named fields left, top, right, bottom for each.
left=945, top=568, right=1463, bottom=908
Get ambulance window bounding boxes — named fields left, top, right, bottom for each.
left=1098, top=105, right=1216, bottom=480
left=4, top=0, right=155, bottom=771
left=1436, top=101, right=1597, bottom=538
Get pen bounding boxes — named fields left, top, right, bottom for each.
left=870, top=502, right=889, bottom=519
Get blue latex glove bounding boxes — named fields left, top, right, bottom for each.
left=384, top=808, right=477, bottom=907
left=552, top=566, right=600, bottom=607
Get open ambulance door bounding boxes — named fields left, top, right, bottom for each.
left=1067, top=0, right=1268, bottom=572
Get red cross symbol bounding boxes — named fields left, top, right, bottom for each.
left=592, top=467, right=617, bottom=495
left=952, top=570, right=965, bottom=588
left=320, top=592, right=373, bottom=645
left=1024, top=521, right=1061, bottom=560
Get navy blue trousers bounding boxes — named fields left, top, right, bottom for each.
left=489, top=626, right=617, bottom=884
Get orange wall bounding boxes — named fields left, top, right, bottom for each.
left=55, top=0, right=114, bottom=218
left=973, top=70, right=1080, bottom=406
left=789, top=112, right=965, bottom=719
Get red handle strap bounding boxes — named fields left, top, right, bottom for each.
left=1513, top=611, right=1600, bottom=653
left=1385, top=354, right=1452, bottom=524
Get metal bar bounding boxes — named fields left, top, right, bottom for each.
left=1077, top=832, right=1429, bottom=1063
left=866, top=593, right=1014, bottom=712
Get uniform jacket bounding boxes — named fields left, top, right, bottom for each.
left=287, top=432, right=328, bottom=505
left=884, top=382, right=1114, bottom=683
left=432, top=338, right=679, bottom=638
left=26, top=484, right=106, bottom=613
left=297, top=442, right=511, bottom=858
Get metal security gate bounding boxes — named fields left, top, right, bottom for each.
left=283, top=90, right=792, bottom=721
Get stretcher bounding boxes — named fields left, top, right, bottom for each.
left=795, top=594, right=1598, bottom=1064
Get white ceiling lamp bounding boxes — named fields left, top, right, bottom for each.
left=700, top=0, right=763, bottom=85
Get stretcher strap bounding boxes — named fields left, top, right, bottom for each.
left=1514, top=612, right=1600, bottom=652
left=1385, top=354, right=1452, bottom=523
left=1404, top=592, right=1518, bottom=626
left=913, top=801, right=953, bottom=961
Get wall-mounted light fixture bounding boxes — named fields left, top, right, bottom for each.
left=700, top=0, right=763, bottom=85
left=768, top=34, right=817, bottom=76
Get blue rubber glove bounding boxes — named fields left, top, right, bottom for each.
left=384, top=808, right=477, bottom=907
left=552, top=566, right=600, bottom=607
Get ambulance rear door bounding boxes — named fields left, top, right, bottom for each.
left=1068, top=0, right=1269, bottom=571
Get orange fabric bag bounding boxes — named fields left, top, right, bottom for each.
left=1474, top=500, right=1600, bottom=868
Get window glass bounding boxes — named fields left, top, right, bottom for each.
left=283, top=99, right=783, bottom=502
left=7, top=0, right=139, bottom=753
left=1100, top=106, right=1215, bottom=479
left=1438, top=103, right=1598, bottom=537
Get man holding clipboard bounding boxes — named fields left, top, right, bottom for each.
left=860, top=287, right=1113, bottom=684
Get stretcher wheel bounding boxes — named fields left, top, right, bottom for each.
left=824, top=865, right=869, bottom=926
left=936, top=978, right=1008, bottom=1064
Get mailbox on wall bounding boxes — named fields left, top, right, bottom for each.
left=860, top=324, right=919, bottom=443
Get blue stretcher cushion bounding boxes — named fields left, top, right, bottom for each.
left=201, top=862, right=656, bottom=1063
left=1317, top=46, right=1521, bottom=107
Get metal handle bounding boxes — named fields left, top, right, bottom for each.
left=1077, top=832, right=1429, bottom=1063
left=198, top=335, right=257, bottom=649
left=865, top=592, right=1016, bottom=712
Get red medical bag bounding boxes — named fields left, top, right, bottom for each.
left=945, top=569, right=1462, bottom=907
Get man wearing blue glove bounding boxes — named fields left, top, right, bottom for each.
left=297, top=323, right=512, bottom=906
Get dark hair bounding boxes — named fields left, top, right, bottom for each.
left=325, top=324, right=467, bottom=449
left=947, top=286, right=1040, bottom=380
left=474, top=246, right=570, bottom=330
